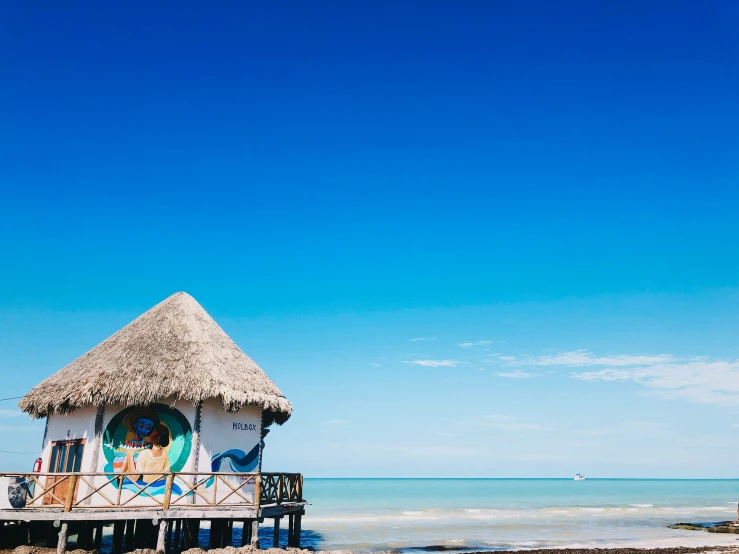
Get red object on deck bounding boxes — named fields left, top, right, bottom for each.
left=32, top=458, right=42, bottom=472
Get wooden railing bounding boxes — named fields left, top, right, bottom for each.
left=0, top=472, right=303, bottom=512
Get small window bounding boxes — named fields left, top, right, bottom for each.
left=48, top=440, right=84, bottom=473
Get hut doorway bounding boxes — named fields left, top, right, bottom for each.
left=43, top=439, right=85, bottom=505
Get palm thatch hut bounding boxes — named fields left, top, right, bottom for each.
left=18, top=292, right=292, bottom=492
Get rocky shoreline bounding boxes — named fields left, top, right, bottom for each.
left=669, top=522, right=739, bottom=534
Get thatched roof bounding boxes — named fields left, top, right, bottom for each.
left=19, top=292, right=292, bottom=426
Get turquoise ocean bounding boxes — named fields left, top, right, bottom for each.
left=291, top=479, right=739, bottom=552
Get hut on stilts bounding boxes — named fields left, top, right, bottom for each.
left=0, top=292, right=304, bottom=553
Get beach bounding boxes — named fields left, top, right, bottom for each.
left=297, top=479, right=739, bottom=552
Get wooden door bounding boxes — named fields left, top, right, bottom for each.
left=43, top=440, right=84, bottom=505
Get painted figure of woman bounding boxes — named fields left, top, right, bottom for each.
left=112, top=409, right=160, bottom=474
left=135, top=426, right=171, bottom=483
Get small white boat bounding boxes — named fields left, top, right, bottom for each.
left=574, top=473, right=586, bottom=480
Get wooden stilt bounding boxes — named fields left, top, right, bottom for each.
left=288, top=515, right=294, bottom=547
left=183, top=520, right=200, bottom=550
left=150, top=520, right=160, bottom=549
left=209, top=520, right=221, bottom=549
left=173, top=520, right=182, bottom=551
left=137, top=519, right=157, bottom=549
left=125, top=520, right=135, bottom=551
left=156, top=520, right=168, bottom=553
left=80, top=522, right=94, bottom=550
left=223, top=520, right=233, bottom=547
left=47, top=522, right=60, bottom=548
left=136, top=521, right=144, bottom=549
left=294, top=513, right=302, bottom=548
left=94, top=523, right=104, bottom=549
left=273, top=517, right=280, bottom=548
left=240, top=520, right=250, bottom=547
left=181, top=520, right=191, bottom=550
left=250, top=519, right=260, bottom=549
left=112, top=521, right=125, bottom=554
left=57, top=523, right=68, bottom=554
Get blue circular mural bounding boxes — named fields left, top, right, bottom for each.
left=102, top=404, right=192, bottom=496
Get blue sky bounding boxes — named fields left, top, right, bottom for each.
left=0, top=1, right=738, bottom=477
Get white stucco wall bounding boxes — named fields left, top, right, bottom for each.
left=197, top=399, right=262, bottom=473
left=195, top=399, right=263, bottom=505
left=41, top=405, right=98, bottom=473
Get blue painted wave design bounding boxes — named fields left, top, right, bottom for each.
left=210, top=443, right=260, bottom=473
left=118, top=477, right=183, bottom=496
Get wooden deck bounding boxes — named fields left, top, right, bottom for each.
left=0, top=471, right=306, bottom=552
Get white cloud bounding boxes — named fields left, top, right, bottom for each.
left=571, top=358, right=739, bottom=406
left=495, top=349, right=739, bottom=407
left=369, top=363, right=382, bottom=367
left=507, top=350, right=676, bottom=367
left=409, top=337, right=437, bottom=342
left=325, top=419, right=349, bottom=425
left=404, top=359, right=459, bottom=367
left=496, top=370, right=541, bottom=379
left=0, top=410, right=25, bottom=418
left=458, top=340, right=492, bottom=347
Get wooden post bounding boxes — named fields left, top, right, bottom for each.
left=162, top=473, right=175, bottom=510
left=189, top=401, right=203, bottom=505
left=124, top=520, right=135, bottom=550
left=273, top=517, right=280, bottom=548
left=250, top=519, right=260, bottom=549
left=173, top=520, right=182, bottom=550
left=79, top=522, right=94, bottom=549
left=240, top=520, right=250, bottom=547
left=288, top=515, right=295, bottom=547
left=209, top=520, right=221, bottom=549
left=183, top=520, right=200, bottom=550
left=94, top=523, right=104, bottom=549
left=57, top=523, right=68, bottom=554
left=294, top=513, right=302, bottom=548
left=63, top=475, right=77, bottom=512
left=47, top=522, right=60, bottom=548
left=182, top=520, right=192, bottom=550
left=156, top=520, right=168, bottom=553
left=134, top=520, right=147, bottom=549
left=223, top=520, right=233, bottom=547
left=84, top=404, right=106, bottom=505
left=112, top=521, right=125, bottom=554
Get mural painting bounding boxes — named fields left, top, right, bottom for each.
left=102, top=404, right=192, bottom=496
left=200, top=409, right=263, bottom=492
left=210, top=443, right=261, bottom=473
